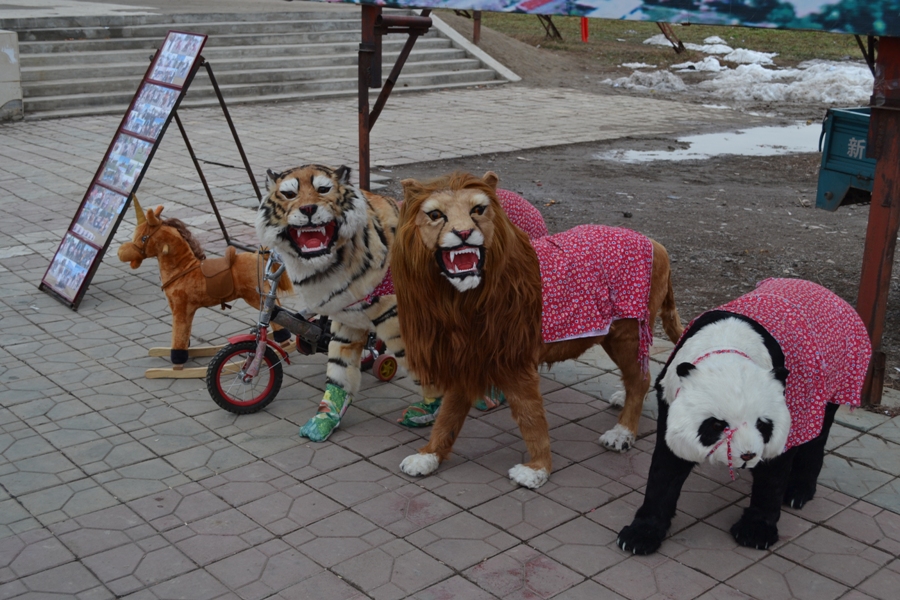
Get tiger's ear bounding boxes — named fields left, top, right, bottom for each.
left=401, top=178, right=425, bottom=201
left=265, top=169, right=283, bottom=190
left=482, top=171, right=499, bottom=190
left=335, top=165, right=352, bottom=184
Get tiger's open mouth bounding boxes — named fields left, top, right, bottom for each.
left=289, top=221, right=337, bottom=257
left=437, top=244, right=484, bottom=278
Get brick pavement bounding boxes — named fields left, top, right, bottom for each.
left=1, top=71, right=900, bottom=599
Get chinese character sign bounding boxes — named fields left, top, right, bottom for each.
left=847, top=137, right=867, bottom=159
left=330, top=0, right=900, bottom=37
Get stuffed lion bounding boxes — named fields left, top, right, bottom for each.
left=391, top=171, right=683, bottom=488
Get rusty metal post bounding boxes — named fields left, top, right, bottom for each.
left=858, top=36, right=900, bottom=406
left=473, top=11, right=481, bottom=45
left=358, top=5, right=381, bottom=191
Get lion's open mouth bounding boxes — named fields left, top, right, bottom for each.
left=438, top=244, right=483, bottom=277
left=289, top=221, right=337, bottom=256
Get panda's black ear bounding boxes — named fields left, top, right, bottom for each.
left=676, top=362, right=696, bottom=378
left=772, top=367, right=790, bottom=386
left=335, top=165, right=352, bottom=184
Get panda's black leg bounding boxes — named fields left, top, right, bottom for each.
left=783, top=402, right=838, bottom=509
left=618, top=400, right=695, bottom=555
left=731, top=447, right=798, bottom=550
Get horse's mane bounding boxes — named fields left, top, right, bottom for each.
left=392, top=172, right=543, bottom=398
left=162, top=218, right=206, bottom=261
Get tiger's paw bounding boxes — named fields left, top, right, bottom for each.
left=508, top=464, right=549, bottom=489
left=299, top=412, right=341, bottom=443
left=397, top=398, right=441, bottom=427
left=400, top=452, right=440, bottom=477
left=599, top=424, right=635, bottom=452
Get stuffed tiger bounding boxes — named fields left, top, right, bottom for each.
left=257, top=164, right=548, bottom=442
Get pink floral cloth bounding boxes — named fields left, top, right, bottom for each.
left=531, top=225, right=654, bottom=368
left=497, top=188, right=549, bottom=240
left=367, top=189, right=547, bottom=299
left=714, top=278, right=871, bottom=449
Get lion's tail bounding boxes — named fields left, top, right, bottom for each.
left=660, top=269, right=683, bottom=344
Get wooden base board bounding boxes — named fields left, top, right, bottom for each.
left=145, top=366, right=208, bottom=379
left=147, top=346, right=224, bottom=358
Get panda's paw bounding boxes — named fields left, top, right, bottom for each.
left=617, top=518, right=667, bottom=555
left=730, top=513, right=779, bottom=550
left=783, top=480, right=817, bottom=510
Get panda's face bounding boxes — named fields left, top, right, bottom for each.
left=665, top=358, right=791, bottom=469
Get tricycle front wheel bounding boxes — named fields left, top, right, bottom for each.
left=206, top=340, right=283, bottom=414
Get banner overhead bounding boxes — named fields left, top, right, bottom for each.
left=328, top=1, right=900, bottom=37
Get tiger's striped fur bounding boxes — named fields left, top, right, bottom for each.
left=256, top=164, right=420, bottom=441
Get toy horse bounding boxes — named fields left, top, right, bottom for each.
left=117, top=197, right=293, bottom=375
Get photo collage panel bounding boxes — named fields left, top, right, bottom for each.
left=98, top=133, right=153, bottom=195
left=43, top=233, right=100, bottom=301
left=123, top=83, right=179, bottom=140
left=148, top=32, right=205, bottom=88
left=72, top=185, right=128, bottom=247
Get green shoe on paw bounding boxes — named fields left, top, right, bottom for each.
left=398, top=397, right=442, bottom=427
left=299, top=411, right=341, bottom=442
left=474, top=387, right=506, bottom=411
left=300, top=383, right=350, bottom=442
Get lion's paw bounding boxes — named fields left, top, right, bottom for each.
left=508, top=464, right=549, bottom=489
left=599, top=424, right=635, bottom=452
left=400, top=453, right=440, bottom=477
left=609, top=390, right=626, bottom=407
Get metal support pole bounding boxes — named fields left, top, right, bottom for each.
left=203, top=59, right=262, bottom=202
left=358, top=5, right=381, bottom=191
left=858, top=36, right=900, bottom=406
left=473, top=11, right=481, bottom=45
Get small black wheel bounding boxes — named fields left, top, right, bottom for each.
left=206, top=340, right=283, bottom=414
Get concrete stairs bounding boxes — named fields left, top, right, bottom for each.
left=3, top=11, right=508, bottom=119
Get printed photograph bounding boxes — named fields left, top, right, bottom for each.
left=98, top=133, right=152, bottom=194
left=149, top=32, right=205, bottom=87
left=123, top=83, right=179, bottom=140
left=72, top=185, right=128, bottom=247
left=43, top=233, right=99, bottom=301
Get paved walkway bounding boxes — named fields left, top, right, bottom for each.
left=2, top=6, right=900, bottom=599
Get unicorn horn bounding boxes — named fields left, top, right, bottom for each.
left=132, top=195, right=146, bottom=225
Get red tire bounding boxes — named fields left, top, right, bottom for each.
left=206, top=341, right=283, bottom=414
left=373, top=354, right=398, bottom=382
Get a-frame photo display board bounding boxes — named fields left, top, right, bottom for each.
left=40, top=31, right=208, bottom=309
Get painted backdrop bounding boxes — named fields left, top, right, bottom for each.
left=326, top=0, right=900, bottom=36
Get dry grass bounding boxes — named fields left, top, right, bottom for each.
left=458, top=12, right=863, bottom=68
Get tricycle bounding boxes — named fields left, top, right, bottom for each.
left=205, top=249, right=397, bottom=414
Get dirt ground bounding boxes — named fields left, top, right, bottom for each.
left=383, top=15, right=900, bottom=393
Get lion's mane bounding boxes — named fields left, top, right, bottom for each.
left=392, top=172, right=544, bottom=400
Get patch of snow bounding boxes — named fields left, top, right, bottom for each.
left=723, top=49, right=778, bottom=65
left=704, top=36, right=728, bottom=45
left=672, top=57, right=726, bottom=73
left=620, top=62, right=656, bottom=69
left=642, top=34, right=672, bottom=46
left=685, top=42, right=733, bottom=54
left=697, top=61, right=873, bottom=104
left=604, top=70, right=687, bottom=92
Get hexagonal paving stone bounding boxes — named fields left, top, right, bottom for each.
left=726, top=554, right=847, bottom=600
left=354, top=483, right=460, bottom=537
left=530, top=516, right=627, bottom=577
left=407, top=511, right=517, bottom=571
left=595, top=551, right=717, bottom=600
left=331, top=539, right=453, bottom=599
left=775, top=526, right=892, bottom=587
left=471, top=487, right=578, bottom=540
left=464, top=544, right=584, bottom=598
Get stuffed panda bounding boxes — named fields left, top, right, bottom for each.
left=617, top=278, right=871, bottom=554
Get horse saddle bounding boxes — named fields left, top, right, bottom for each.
left=200, top=245, right=237, bottom=302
